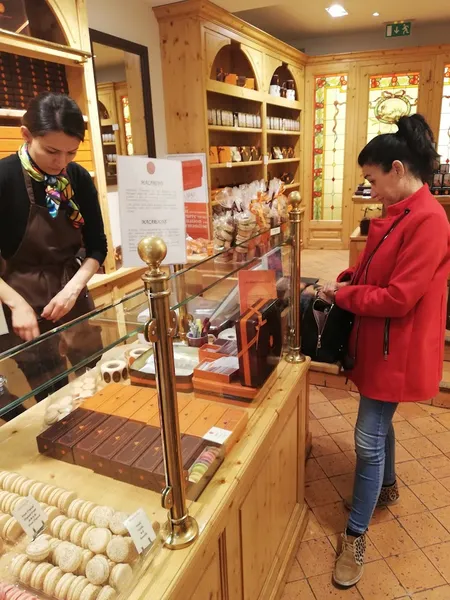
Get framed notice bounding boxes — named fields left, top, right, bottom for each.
left=118, top=157, right=187, bottom=266
left=167, top=153, right=211, bottom=239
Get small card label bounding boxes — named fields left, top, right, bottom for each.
left=270, top=226, right=281, bottom=236
left=203, top=426, right=232, bottom=445
left=226, top=162, right=232, bottom=168
left=124, top=508, right=156, bottom=554
left=112, top=123, right=119, bottom=131
left=263, top=154, right=269, bottom=165
left=12, top=496, right=47, bottom=539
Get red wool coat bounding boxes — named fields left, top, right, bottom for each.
left=335, top=185, right=450, bottom=403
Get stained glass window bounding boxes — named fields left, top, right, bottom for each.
left=367, top=73, right=420, bottom=142
left=312, top=74, right=348, bottom=221
left=121, top=96, right=134, bottom=156
left=437, top=65, right=450, bottom=165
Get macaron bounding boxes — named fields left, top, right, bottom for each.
left=54, top=573, right=76, bottom=600
left=19, top=479, right=35, bottom=497
left=79, top=583, right=101, bottom=600
left=67, top=575, right=89, bottom=600
left=3, top=473, right=21, bottom=492
left=68, top=499, right=85, bottom=520
left=58, top=491, right=77, bottom=514
left=0, top=471, right=11, bottom=488
left=55, top=542, right=83, bottom=573
left=109, top=563, right=132, bottom=593
left=70, top=522, right=89, bottom=546
left=60, top=518, right=78, bottom=541
left=30, top=562, right=53, bottom=590
left=29, top=482, right=46, bottom=500
left=108, top=512, right=129, bottom=536
left=77, top=549, right=94, bottom=576
left=81, top=526, right=96, bottom=550
left=4, top=517, right=22, bottom=541
left=91, top=507, right=114, bottom=529
left=44, top=505, right=60, bottom=523
left=85, top=555, right=110, bottom=585
left=11, top=476, right=27, bottom=495
left=18, top=560, right=38, bottom=585
left=43, top=566, right=64, bottom=597
left=51, top=515, right=69, bottom=538
left=87, top=528, right=112, bottom=554
left=106, top=537, right=131, bottom=563
left=10, top=554, right=28, bottom=578
left=96, top=586, right=117, bottom=600
left=26, top=537, right=51, bottom=562
left=79, top=502, right=97, bottom=524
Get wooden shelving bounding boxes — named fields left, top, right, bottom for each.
left=211, top=161, right=263, bottom=169
left=208, top=125, right=262, bottom=133
left=207, top=80, right=262, bottom=103
left=268, top=158, right=300, bottom=164
left=267, top=130, right=301, bottom=136
left=103, top=141, right=117, bottom=146
left=266, top=96, right=302, bottom=111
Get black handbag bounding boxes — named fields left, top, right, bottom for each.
left=301, top=295, right=354, bottom=364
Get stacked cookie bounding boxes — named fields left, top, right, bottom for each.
left=10, top=503, right=137, bottom=600
left=45, top=375, right=101, bottom=426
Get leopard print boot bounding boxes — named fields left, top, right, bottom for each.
left=333, top=532, right=366, bottom=587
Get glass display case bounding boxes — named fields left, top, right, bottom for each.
left=0, top=224, right=305, bottom=599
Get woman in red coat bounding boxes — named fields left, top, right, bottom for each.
left=322, top=115, right=450, bottom=587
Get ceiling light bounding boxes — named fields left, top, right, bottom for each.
left=326, top=4, right=348, bottom=18
left=373, top=12, right=380, bottom=16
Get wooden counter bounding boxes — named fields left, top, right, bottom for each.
left=88, top=267, right=146, bottom=308
left=349, top=226, right=367, bottom=268
left=0, top=357, right=310, bottom=600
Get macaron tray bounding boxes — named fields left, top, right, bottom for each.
left=0, top=471, right=162, bottom=600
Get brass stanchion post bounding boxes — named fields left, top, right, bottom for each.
left=138, top=237, right=199, bottom=549
left=173, top=264, right=189, bottom=343
left=286, top=191, right=306, bottom=364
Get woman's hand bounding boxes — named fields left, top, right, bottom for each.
left=11, top=300, right=40, bottom=341
left=318, top=281, right=350, bottom=302
left=41, top=284, right=80, bottom=323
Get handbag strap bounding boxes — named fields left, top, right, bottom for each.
left=351, top=208, right=410, bottom=285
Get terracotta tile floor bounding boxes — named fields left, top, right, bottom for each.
left=281, top=384, right=450, bottom=599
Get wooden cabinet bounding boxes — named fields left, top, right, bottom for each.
left=97, top=82, right=128, bottom=185
left=154, top=1, right=306, bottom=222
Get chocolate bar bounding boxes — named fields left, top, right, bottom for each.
left=73, top=415, right=128, bottom=469
left=91, top=420, right=144, bottom=475
left=131, top=435, right=164, bottom=490
left=36, top=409, right=91, bottom=456
left=109, top=426, right=160, bottom=484
left=53, top=412, right=109, bottom=464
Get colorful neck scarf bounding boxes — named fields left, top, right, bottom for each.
left=18, top=144, right=84, bottom=229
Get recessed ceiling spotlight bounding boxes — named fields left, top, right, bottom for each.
left=326, top=4, right=348, bottom=18
left=373, top=12, right=380, bottom=16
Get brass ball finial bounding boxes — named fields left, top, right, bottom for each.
left=288, top=191, right=302, bottom=208
left=138, top=236, right=167, bottom=269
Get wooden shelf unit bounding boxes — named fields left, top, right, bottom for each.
left=155, top=1, right=306, bottom=225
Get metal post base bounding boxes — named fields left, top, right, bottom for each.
left=285, top=348, right=306, bottom=364
left=161, top=514, right=199, bottom=550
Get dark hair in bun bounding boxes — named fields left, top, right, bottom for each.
left=358, top=114, right=439, bottom=183
left=22, top=92, right=85, bottom=142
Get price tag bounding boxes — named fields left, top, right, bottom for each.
left=203, top=426, right=231, bottom=445
left=124, top=508, right=156, bottom=554
left=12, top=496, right=47, bottom=539
left=263, top=155, right=269, bottom=165
left=226, top=162, right=232, bottom=168
left=270, top=226, right=281, bottom=236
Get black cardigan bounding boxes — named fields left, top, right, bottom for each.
left=0, top=153, right=107, bottom=265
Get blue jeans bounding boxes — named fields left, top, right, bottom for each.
left=348, top=396, right=398, bottom=535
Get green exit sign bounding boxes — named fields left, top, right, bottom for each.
left=386, top=21, right=412, bottom=38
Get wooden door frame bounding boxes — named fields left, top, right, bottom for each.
left=89, top=28, right=156, bottom=158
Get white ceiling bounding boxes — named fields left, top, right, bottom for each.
left=147, top=0, right=450, bottom=42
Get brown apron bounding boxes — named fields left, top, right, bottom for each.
left=0, top=169, right=103, bottom=403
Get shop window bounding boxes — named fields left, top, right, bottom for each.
left=312, top=74, right=348, bottom=221
left=0, top=0, right=66, bottom=45
left=367, top=73, right=420, bottom=142
left=437, top=65, right=450, bottom=165
left=121, top=96, right=134, bottom=156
